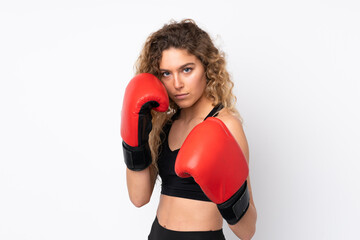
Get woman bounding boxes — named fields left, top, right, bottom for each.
left=121, top=19, right=257, bottom=239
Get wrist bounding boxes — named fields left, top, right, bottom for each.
left=217, top=181, right=250, bottom=225
left=122, top=141, right=152, bottom=171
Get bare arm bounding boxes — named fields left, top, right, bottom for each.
left=121, top=74, right=168, bottom=208
left=126, top=165, right=157, bottom=207
left=218, top=111, right=257, bottom=239
left=229, top=177, right=257, bottom=239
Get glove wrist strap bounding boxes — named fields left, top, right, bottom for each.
left=217, top=181, right=250, bottom=225
left=122, top=141, right=152, bottom=171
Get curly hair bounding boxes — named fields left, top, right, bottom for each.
left=134, top=19, right=240, bottom=174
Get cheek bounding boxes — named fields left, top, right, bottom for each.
left=194, top=74, right=207, bottom=91
left=161, top=81, right=171, bottom=92
left=161, top=82, right=177, bottom=101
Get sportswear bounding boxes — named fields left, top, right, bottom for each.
left=157, top=105, right=223, bottom=201
left=148, top=217, right=226, bottom=240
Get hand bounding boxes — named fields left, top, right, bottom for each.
left=121, top=73, right=169, bottom=171
left=175, top=117, right=250, bottom=224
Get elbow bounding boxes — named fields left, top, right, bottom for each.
left=244, top=214, right=257, bottom=239
left=242, top=220, right=257, bottom=240
left=229, top=207, right=257, bottom=240
left=233, top=225, right=255, bottom=240
left=243, top=226, right=256, bottom=240
left=229, top=222, right=256, bottom=240
left=132, top=199, right=149, bottom=208
left=129, top=195, right=151, bottom=208
left=243, top=204, right=257, bottom=239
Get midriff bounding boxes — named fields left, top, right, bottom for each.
left=156, top=194, right=223, bottom=231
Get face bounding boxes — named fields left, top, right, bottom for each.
left=159, top=48, right=207, bottom=109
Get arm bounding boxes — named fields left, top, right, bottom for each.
left=220, top=114, right=257, bottom=239
left=175, top=111, right=257, bottom=239
left=228, top=178, right=257, bottom=239
left=121, top=73, right=169, bottom=207
left=126, top=166, right=157, bottom=207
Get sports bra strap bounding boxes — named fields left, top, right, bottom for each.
left=204, top=104, right=224, bottom=120
left=170, top=104, right=224, bottom=122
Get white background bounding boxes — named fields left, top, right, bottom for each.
left=1, top=0, right=359, bottom=239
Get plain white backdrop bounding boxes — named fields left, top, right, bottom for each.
left=1, top=0, right=359, bottom=239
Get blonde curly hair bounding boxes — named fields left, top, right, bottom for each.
left=134, top=19, right=240, bottom=174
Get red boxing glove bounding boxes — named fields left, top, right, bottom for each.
left=175, top=117, right=250, bottom=224
left=121, top=73, right=169, bottom=171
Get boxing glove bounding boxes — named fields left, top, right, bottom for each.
left=175, top=117, right=250, bottom=225
left=121, top=73, right=169, bottom=171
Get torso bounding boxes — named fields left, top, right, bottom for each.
left=157, top=194, right=223, bottom=231
left=156, top=105, right=232, bottom=231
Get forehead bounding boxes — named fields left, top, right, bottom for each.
left=159, top=48, right=200, bottom=69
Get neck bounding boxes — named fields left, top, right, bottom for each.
left=179, top=94, right=214, bottom=124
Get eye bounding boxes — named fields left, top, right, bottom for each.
left=183, top=67, right=192, bottom=73
left=162, top=71, right=170, bottom=77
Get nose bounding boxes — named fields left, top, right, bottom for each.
left=173, top=74, right=184, bottom=90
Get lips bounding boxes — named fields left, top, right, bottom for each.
left=174, top=93, right=189, bottom=100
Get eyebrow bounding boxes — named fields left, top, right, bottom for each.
left=159, top=62, right=195, bottom=72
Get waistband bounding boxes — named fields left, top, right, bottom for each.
left=148, top=217, right=226, bottom=240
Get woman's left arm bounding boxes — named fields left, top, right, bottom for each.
left=229, top=178, right=257, bottom=239
left=218, top=113, right=257, bottom=239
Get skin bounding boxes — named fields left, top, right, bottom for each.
left=126, top=48, right=257, bottom=239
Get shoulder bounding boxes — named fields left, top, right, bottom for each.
left=216, top=108, right=249, bottom=162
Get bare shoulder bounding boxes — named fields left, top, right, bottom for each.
left=216, top=108, right=249, bottom=162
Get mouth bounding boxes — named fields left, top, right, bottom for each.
left=174, top=93, right=189, bottom=100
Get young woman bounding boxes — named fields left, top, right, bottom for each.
left=121, top=19, right=257, bottom=240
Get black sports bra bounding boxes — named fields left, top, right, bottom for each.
left=157, top=104, right=223, bottom=201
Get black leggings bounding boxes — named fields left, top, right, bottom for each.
left=148, top=217, right=226, bottom=240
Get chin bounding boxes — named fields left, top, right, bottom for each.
left=173, top=100, right=193, bottom=109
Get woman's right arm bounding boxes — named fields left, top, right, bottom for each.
left=121, top=73, right=169, bottom=207
left=126, top=166, right=157, bottom=207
